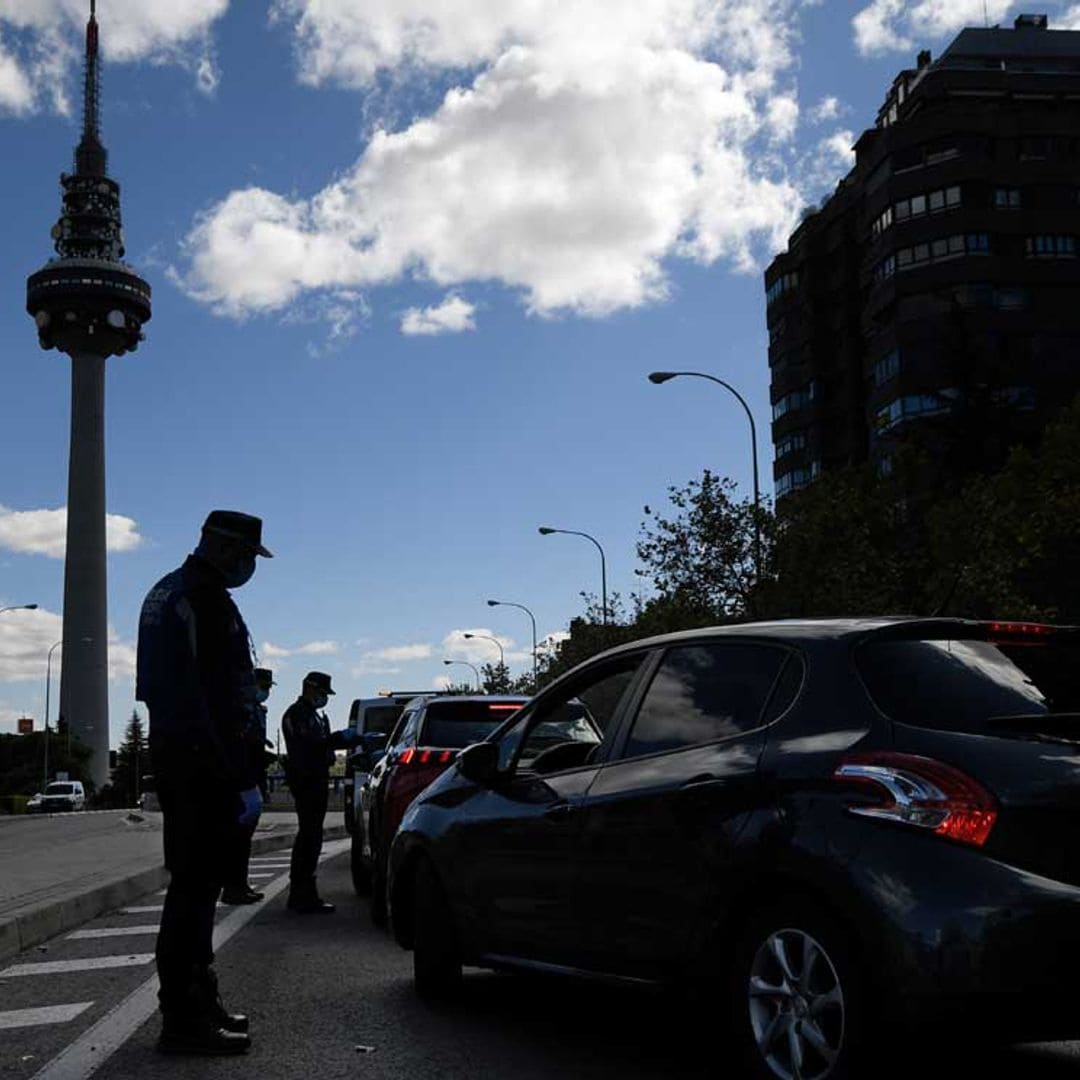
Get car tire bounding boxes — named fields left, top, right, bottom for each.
left=350, top=826, right=371, bottom=896
left=730, top=897, right=866, bottom=1080
left=412, top=856, right=462, bottom=1002
left=370, top=846, right=388, bottom=926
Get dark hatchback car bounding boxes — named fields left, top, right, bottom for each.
left=354, top=695, right=529, bottom=919
left=388, top=618, right=1080, bottom=1079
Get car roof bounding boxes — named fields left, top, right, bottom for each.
left=418, top=695, right=530, bottom=706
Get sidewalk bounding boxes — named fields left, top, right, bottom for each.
left=0, top=809, right=347, bottom=962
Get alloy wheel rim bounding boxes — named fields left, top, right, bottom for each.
left=747, top=927, right=845, bottom=1080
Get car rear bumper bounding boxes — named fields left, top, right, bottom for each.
left=852, top=828, right=1080, bottom=1038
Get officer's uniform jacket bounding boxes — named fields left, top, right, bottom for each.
left=281, top=698, right=349, bottom=786
left=136, top=554, right=259, bottom=793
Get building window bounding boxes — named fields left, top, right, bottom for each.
left=993, top=386, right=1037, bottom=409
left=766, top=272, right=799, bottom=306
left=776, top=465, right=817, bottom=497
left=874, top=349, right=901, bottom=386
left=768, top=315, right=788, bottom=344
left=772, top=381, right=818, bottom=421
left=871, top=205, right=894, bottom=239
left=874, top=253, right=897, bottom=282
left=995, top=286, right=1029, bottom=309
left=775, top=431, right=807, bottom=460
left=993, top=188, right=1022, bottom=209
left=1025, top=234, right=1076, bottom=258
left=875, top=389, right=959, bottom=433
left=891, top=233, right=989, bottom=274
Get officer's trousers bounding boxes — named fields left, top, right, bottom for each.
left=155, top=771, right=234, bottom=1017
left=289, top=776, right=328, bottom=899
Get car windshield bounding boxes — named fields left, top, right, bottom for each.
left=421, top=699, right=525, bottom=749
left=45, top=783, right=74, bottom=795
left=856, top=635, right=1080, bottom=734
left=362, top=705, right=402, bottom=735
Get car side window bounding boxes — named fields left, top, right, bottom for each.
left=501, top=656, right=644, bottom=773
left=620, top=644, right=788, bottom=759
left=386, top=708, right=414, bottom=749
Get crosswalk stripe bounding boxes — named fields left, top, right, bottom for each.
left=247, top=872, right=276, bottom=879
left=67, top=926, right=158, bottom=941
left=120, top=906, right=162, bottom=914
left=0, top=1003, right=94, bottom=1030
left=249, top=859, right=291, bottom=865
left=1, top=956, right=154, bottom=978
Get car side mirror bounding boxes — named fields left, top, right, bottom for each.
left=457, top=742, right=499, bottom=786
left=361, top=731, right=388, bottom=753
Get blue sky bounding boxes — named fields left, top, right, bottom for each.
left=1, top=0, right=1075, bottom=748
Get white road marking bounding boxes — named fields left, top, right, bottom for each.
left=247, top=872, right=277, bottom=879
left=119, top=905, right=162, bottom=914
left=31, top=839, right=350, bottom=1080
left=0, top=1003, right=94, bottom=1030
left=1, top=955, right=155, bottom=978
left=249, top=858, right=291, bottom=865
left=66, top=926, right=158, bottom=941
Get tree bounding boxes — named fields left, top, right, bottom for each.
left=480, top=661, right=513, bottom=694
left=109, top=709, right=147, bottom=807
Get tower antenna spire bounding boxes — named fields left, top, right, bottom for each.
left=77, top=0, right=105, bottom=175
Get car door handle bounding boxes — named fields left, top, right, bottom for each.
left=680, top=774, right=723, bottom=792
left=544, top=801, right=577, bottom=819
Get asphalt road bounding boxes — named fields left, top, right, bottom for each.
left=6, top=847, right=1080, bottom=1080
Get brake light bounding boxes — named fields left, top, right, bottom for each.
left=833, top=752, right=997, bottom=847
left=984, top=621, right=1053, bottom=637
left=396, top=747, right=455, bottom=767
left=488, top=704, right=521, bottom=711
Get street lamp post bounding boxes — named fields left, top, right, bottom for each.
left=463, top=633, right=505, bottom=669
left=538, top=526, right=608, bottom=625
left=442, top=659, right=481, bottom=692
left=43, top=639, right=63, bottom=791
left=487, top=599, right=538, bottom=688
left=648, top=370, right=762, bottom=580
left=0, top=604, right=38, bottom=615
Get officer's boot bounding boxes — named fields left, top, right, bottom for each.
left=194, top=964, right=250, bottom=1034
left=157, top=967, right=250, bottom=1055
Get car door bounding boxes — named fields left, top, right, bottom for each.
left=363, top=705, right=420, bottom=860
left=448, top=654, right=650, bottom=967
left=576, top=641, right=799, bottom=978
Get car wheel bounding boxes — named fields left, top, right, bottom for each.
left=412, top=856, right=462, bottom=1002
left=350, top=825, right=371, bottom=896
left=370, top=846, right=388, bottom=926
left=731, top=899, right=865, bottom=1080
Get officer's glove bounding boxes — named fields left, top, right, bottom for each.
left=238, top=786, right=263, bottom=826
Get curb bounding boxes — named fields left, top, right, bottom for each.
left=0, top=824, right=347, bottom=964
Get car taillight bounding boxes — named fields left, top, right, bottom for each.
left=833, top=752, right=997, bottom=847
left=396, top=747, right=455, bottom=767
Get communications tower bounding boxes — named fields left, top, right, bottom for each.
left=26, top=0, right=152, bottom=789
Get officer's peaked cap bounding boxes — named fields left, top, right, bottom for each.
left=202, top=510, right=272, bottom=557
left=303, top=671, right=335, bottom=695
left=254, top=667, right=275, bottom=686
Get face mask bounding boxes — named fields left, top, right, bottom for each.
left=313, top=693, right=329, bottom=710
left=221, top=553, right=256, bottom=589
left=254, top=687, right=270, bottom=704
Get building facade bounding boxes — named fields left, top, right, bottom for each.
left=765, top=15, right=1080, bottom=498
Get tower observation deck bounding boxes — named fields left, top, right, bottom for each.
left=25, top=0, right=152, bottom=790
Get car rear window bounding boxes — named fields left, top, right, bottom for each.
left=856, top=636, right=1080, bottom=733
left=421, top=700, right=524, bottom=748
left=46, top=783, right=74, bottom=795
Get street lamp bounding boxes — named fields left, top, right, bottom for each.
left=463, top=632, right=505, bottom=669
left=538, top=526, right=608, bottom=625
left=43, top=636, right=92, bottom=789
left=487, top=599, right=538, bottom=687
left=0, top=604, right=38, bottom=615
left=647, top=370, right=762, bottom=580
left=442, top=659, right=481, bottom=692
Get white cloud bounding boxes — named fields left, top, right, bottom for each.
left=442, top=628, right=518, bottom=665
left=401, top=294, right=476, bottom=336
left=810, top=95, right=841, bottom=124
left=0, top=504, right=143, bottom=558
left=177, top=0, right=804, bottom=321
left=821, top=129, right=855, bottom=169
left=0, top=605, right=135, bottom=683
left=364, top=643, right=433, bottom=662
left=431, top=675, right=453, bottom=691
left=1058, top=4, right=1080, bottom=27
left=852, top=0, right=1014, bottom=56
left=0, top=0, right=229, bottom=112
left=260, top=639, right=339, bottom=659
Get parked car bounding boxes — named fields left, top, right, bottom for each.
left=24, top=792, right=44, bottom=813
left=40, top=780, right=85, bottom=812
left=355, top=695, right=529, bottom=919
left=343, top=692, right=430, bottom=836
left=388, top=617, right=1080, bottom=1079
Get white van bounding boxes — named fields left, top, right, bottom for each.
left=40, top=780, right=86, bottom=812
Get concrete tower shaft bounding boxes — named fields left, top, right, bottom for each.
left=25, top=0, right=152, bottom=791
